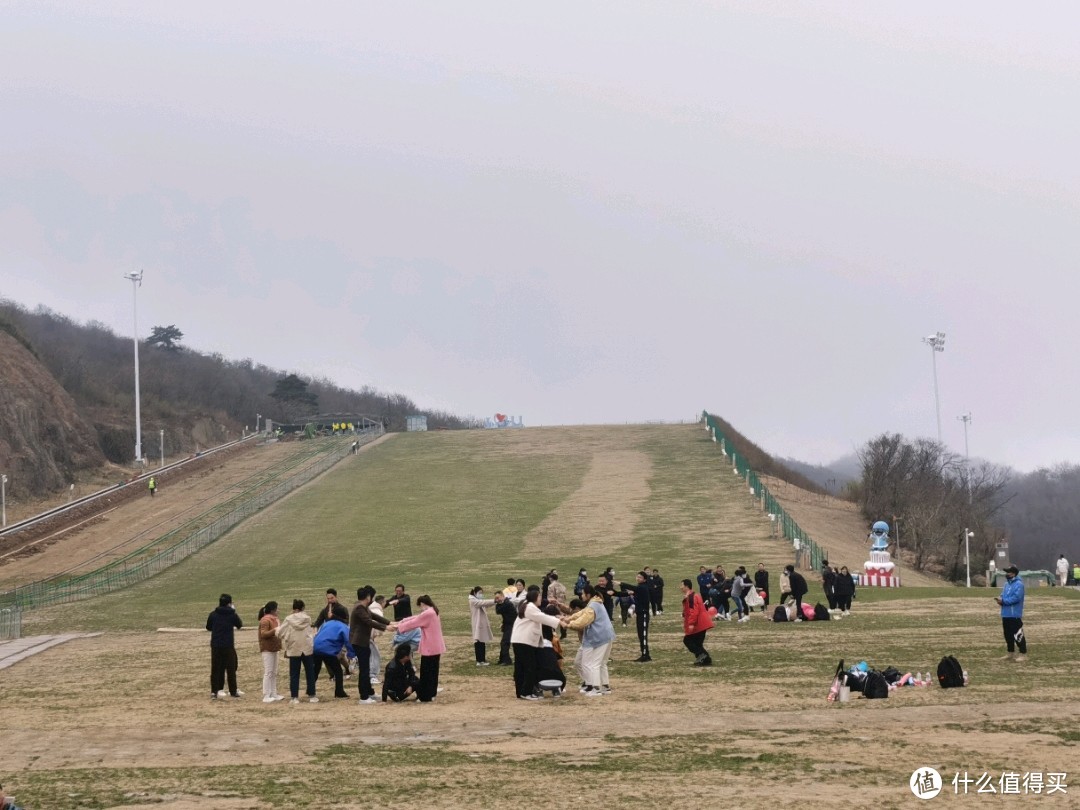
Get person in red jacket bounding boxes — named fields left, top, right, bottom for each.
left=680, top=579, right=712, bottom=666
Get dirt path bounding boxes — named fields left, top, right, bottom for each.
left=522, top=449, right=652, bottom=557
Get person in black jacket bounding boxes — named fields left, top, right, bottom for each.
left=822, top=562, right=838, bottom=612
left=206, top=593, right=243, bottom=699
left=833, top=566, right=855, bottom=616
left=785, top=565, right=809, bottom=621
left=618, top=572, right=652, bottom=662
left=647, top=567, right=664, bottom=615
left=595, top=573, right=616, bottom=620
left=382, top=643, right=421, bottom=702
left=494, top=591, right=516, bottom=665
left=313, top=588, right=349, bottom=628
left=754, top=563, right=770, bottom=610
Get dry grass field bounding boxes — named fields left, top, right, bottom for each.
left=2, top=425, right=1078, bottom=809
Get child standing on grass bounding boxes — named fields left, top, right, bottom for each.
left=393, top=595, right=446, bottom=701
left=258, top=601, right=284, bottom=703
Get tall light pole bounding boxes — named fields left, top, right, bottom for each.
left=123, top=271, right=144, bottom=464
left=958, top=412, right=973, bottom=503
left=964, top=528, right=974, bottom=588
left=1, top=473, right=7, bottom=528
left=922, top=331, right=946, bottom=443
left=160, top=429, right=165, bottom=469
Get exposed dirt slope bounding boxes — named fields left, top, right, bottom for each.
left=0, top=331, right=105, bottom=497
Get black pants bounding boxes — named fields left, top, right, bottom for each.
left=474, top=640, right=487, bottom=663
left=512, top=642, right=539, bottom=697
left=287, top=654, right=317, bottom=698
left=651, top=589, right=663, bottom=614
left=636, top=611, right=650, bottom=658
left=1002, top=617, right=1027, bottom=653
left=620, top=600, right=631, bottom=625
left=314, top=653, right=348, bottom=697
left=683, top=631, right=709, bottom=662
left=210, top=647, right=238, bottom=695
left=760, top=587, right=770, bottom=608
left=793, top=594, right=808, bottom=620
left=355, top=645, right=373, bottom=699
left=835, top=594, right=852, bottom=612
left=826, top=591, right=837, bottom=610
left=418, top=654, right=440, bottom=702
left=499, top=628, right=513, bottom=664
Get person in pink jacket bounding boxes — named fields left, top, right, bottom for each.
left=393, top=595, right=446, bottom=702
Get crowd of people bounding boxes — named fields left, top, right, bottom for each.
left=206, top=560, right=864, bottom=705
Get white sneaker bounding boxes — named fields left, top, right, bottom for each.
left=308, top=697, right=319, bottom=703
left=437, top=687, right=444, bottom=693
left=262, top=696, right=277, bottom=703
left=476, top=661, right=490, bottom=667
left=370, top=677, right=380, bottom=684
left=272, top=694, right=285, bottom=701
left=584, top=688, right=602, bottom=697
left=842, top=611, right=851, bottom=617
left=579, top=686, right=592, bottom=694
left=519, top=694, right=542, bottom=701
left=739, top=616, right=750, bottom=623
left=290, top=698, right=300, bottom=704
left=600, top=685, right=612, bottom=695
left=358, top=697, right=378, bottom=704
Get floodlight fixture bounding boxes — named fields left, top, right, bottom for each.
left=922, top=331, right=946, bottom=442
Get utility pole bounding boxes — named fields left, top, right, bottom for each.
left=123, top=270, right=145, bottom=463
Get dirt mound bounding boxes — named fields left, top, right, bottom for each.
left=0, top=331, right=105, bottom=498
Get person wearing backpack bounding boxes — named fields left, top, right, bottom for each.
left=995, top=565, right=1027, bottom=661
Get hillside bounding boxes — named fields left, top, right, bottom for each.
left=0, top=298, right=475, bottom=504
left=0, top=331, right=105, bottom=496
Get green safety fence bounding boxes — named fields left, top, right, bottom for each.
left=0, top=606, right=20, bottom=639
left=701, top=411, right=826, bottom=571
left=0, top=428, right=383, bottom=612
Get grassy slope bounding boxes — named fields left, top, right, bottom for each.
left=29, top=424, right=795, bottom=634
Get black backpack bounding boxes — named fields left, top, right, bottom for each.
left=863, top=670, right=889, bottom=699
left=937, top=655, right=965, bottom=688
left=814, top=603, right=831, bottom=621
left=773, top=605, right=789, bottom=622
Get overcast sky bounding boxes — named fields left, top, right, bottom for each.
left=2, top=2, right=1077, bottom=471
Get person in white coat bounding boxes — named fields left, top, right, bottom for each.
left=468, top=586, right=496, bottom=666
left=509, top=585, right=562, bottom=700
left=1056, top=554, right=1070, bottom=587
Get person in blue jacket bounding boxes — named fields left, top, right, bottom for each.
left=312, top=615, right=356, bottom=698
left=994, top=565, right=1027, bottom=662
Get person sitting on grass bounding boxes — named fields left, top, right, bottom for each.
left=382, top=643, right=421, bottom=702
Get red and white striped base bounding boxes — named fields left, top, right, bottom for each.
left=859, top=574, right=901, bottom=587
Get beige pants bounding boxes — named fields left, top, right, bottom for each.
left=579, top=642, right=612, bottom=688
